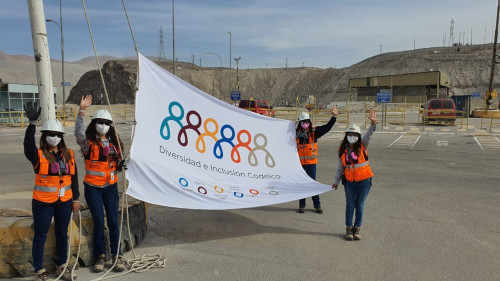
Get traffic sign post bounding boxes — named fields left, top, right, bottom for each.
left=376, top=91, right=392, bottom=129
left=230, top=91, right=241, bottom=101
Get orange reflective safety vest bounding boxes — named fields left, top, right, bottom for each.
left=296, top=129, right=318, bottom=165
left=341, top=144, right=373, bottom=182
left=33, top=149, right=75, bottom=203
left=84, top=140, right=120, bottom=187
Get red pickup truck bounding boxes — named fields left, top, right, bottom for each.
left=238, top=99, right=274, bottom=117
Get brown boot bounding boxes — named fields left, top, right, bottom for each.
left=56, top=264, right=75, bottom=281
left=345, top=226, right=353, bottom=241
left=112, top=255, right=126, bottom=272
left=93, top=254, right=106, bottom=273
left=33, top=269, right=51, bottom=281
left=353, top=226, right=361, bottom=240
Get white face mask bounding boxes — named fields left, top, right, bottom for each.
left=347, top=135, right=359, bottom=144
left=96, top=124, right=110, bottom=135
left=46, top=135, right=61, bottom=147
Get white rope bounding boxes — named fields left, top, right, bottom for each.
left=53, top=210, right=82, bottom=281
left=80, top=1, right=166, bottom=280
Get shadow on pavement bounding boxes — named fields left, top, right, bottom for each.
left=149, top=207, right=335, bottom=243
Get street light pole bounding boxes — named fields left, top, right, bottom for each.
left=228, top=31, right=231, bottom=91
left=172, top=0, right=176, bottom=75
left=234, top=57, right=241, bottom=91
left=205, top=52, right=222, bottom=99
left=46, top=5, right=65, bottom=124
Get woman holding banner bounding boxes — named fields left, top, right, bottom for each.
left=296, top=104, right=338, bottom=214
left=75, top=95, right=127, bottom=273
left=332, top=110, right=376, bottom=241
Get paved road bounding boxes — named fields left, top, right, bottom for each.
left=1, top=116, right=500, bottom=281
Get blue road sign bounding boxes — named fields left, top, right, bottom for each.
left=231, top=91, right=241, bottom=100
left=376, top=92, right=392, bottom=103
left=472, top=92, right=480, bottom=97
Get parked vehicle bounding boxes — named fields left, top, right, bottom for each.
left=422, top=98, right=456, bottom=124
left=238, top=99, right=275, bottom=117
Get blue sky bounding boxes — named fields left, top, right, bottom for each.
left=0, top=0, right=497, bottom=69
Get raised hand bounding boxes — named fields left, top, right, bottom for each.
left=330, top=104, right=338, bottom=117
left=80, top=95, right=92, bottom=111
left=24, top=101, right=41, bottom=121
left=368, top=109, right=376, bottom=125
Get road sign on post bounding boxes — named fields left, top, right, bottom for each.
left=230, top=91, right=241, bottom=101
left=376, top=91, right=392, bottom=103
left=376, top=91, right=392, bottom=129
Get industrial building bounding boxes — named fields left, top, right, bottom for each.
left=349, top=71, right=450, bottom=103
left=0, top=81, right=57, bottom=123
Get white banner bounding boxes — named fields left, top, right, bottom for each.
left=126, top=54, right=331, bottom=209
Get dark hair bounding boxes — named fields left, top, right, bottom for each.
left=85, top=119, right=124, bottom=156
left=39, top=132, right=72, bottom=165
left=337, top=133, right=362, bottom=158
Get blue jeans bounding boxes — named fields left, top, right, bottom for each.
left=32, top=199, right=72, bottom=272
left=344, top=178, right=371, bottom=227
left=299, top=164, right=321, bottom=208
left=84, top=183, right=122, bottom=259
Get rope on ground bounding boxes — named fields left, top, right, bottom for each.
left=81, top=0, right=166, bottom=280
left=53, top=210, right=82, bottom=281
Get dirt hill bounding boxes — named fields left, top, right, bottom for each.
left=2, top=44, right=498, bottom=108
left=67, top=44, right=499, bottom=108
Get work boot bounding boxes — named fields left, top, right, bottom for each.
left=314, top=206, right=323, bottom=214
left=298, top=207, right=305, bottom=213
left=353, top=226, right=361, bottom=240
left=93, top=254, right=106, bottom=273
left=33, top=269, right=51, bottom=281
left=112, top=255, right=126, bottom=272
left=345, top=226, right=354, bottom=241
left=56, top=264, right=75, bottom=281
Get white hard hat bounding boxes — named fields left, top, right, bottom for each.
left=346, top=124, right=361, bottom=134
left=298, top=112, right=310, bottom=121
left=41, top=119, right=64, bottom=133
left=93, top=109, right=113, bottom=121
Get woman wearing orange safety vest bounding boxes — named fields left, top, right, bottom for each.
left=332, top=110, right=376, bottom=241
left=75, top=95, right=127, bottom=273
left=23, top=102, right=80, bottom=281
left=296, top=105, right=338, bottom=214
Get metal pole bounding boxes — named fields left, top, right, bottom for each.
left=205, top=52, right=223, bottom=99
left=228, top=31, right=232, bottom=91
left=59, top=0, right=65, bottom=120
left=234, top=57, right=241, bottom=91
left=172, top=0, right=176, bottom=75
left=28, top=0, right=55, bottom=122
left=488, top=0, right=500, bottom=109
left=46, top=0, right=65, bottom=124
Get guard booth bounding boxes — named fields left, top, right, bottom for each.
left=451, top=95, right=471, bottom=117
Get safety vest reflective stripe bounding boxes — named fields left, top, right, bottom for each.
left=34, top=185, right=71, bottom=193
left=86, top=169, right=105, bottom=177
left=349, top=161, right=370, bottom=168
left=300, top=155, right=317, bottom=160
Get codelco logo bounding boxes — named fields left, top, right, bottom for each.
left=159, top=101, right=276, bottom=168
